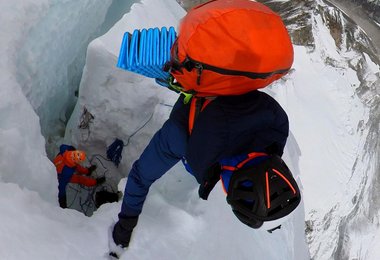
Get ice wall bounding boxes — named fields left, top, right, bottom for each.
left=12, top=0, right=138, bottom=157
left=0, top=0, right=137, bottom=206
left=0, top=0, right=57, bottom=203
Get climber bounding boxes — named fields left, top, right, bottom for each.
left=53, top=144, right=105, bottom=208
left=112, top=0, right=301, bottom=249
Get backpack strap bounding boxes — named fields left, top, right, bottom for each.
left=188, top=97, right=213, bottom=134
left=182, top=56, right=291, bottom=86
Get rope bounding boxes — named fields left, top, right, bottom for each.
left=106, top=111, right=154, bottom=167
left=106, top=139, right=124, bottom=167
left=78, top=107, right=94, bottom=129
left=124, top=112, right=154, bottom=147
left=66, top=154, right=108, bottom=216
left=67, top=110, right=154, bottom=214
left=79, top=185, right=97, bottom=215
left=78, top=107, right=94, bottom=142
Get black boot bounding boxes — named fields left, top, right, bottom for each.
left=113, top=215, right=139, bottom=247
left=59, top=196, right=67, bottom=208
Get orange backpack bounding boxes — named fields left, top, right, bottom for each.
left=169, top=0, right=293, bottom=97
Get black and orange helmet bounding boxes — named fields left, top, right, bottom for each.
left=223, top=154, right=301, bottom=231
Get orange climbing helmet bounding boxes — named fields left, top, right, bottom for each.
left=167, top=0, right=294, bottom=97
left=64, top=150, right=86, bottom=166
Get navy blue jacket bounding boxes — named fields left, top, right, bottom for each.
left=55, top=145, right=77, bottom=199
left=120, top=90, right=289, bottom=217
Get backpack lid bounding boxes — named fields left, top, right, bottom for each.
left=171, top=0, right=293, bottom=96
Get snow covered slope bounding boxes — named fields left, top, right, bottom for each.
left=260, top=0, right=380, bottom=259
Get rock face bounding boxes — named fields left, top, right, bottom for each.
left=352, top=0, right=380, bottom=24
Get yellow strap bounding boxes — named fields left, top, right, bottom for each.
left=168, top=76, right=193, bottom=104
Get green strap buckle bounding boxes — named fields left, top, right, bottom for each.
left=167, top=76, right=193, bottom=104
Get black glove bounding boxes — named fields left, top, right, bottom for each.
left=112, top=215, right=139, bottom=248
left=95, top=176, right=106, bottom=185
left=87, top=165, right=97, bottom=174
left=198, top=163, right=221, bottom=200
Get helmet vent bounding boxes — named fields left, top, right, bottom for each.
left=270, top=192, right=280, bottom=201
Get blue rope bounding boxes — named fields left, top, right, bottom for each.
left=106, top=112, right=154, bottom=168
left=117, top=27, right=177, bottom=87
left=106, top=139, right=124, bottom=167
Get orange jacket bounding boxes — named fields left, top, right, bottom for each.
left=53, top=145, right=96, bottom=187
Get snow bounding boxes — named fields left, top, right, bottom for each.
left=0, top=182, right=116, bottom=259
left=277, top=3, right=379, bottom=259
left=278, top=46, right=365, bottom=213
left=1, top=0, right=379, bottom=259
